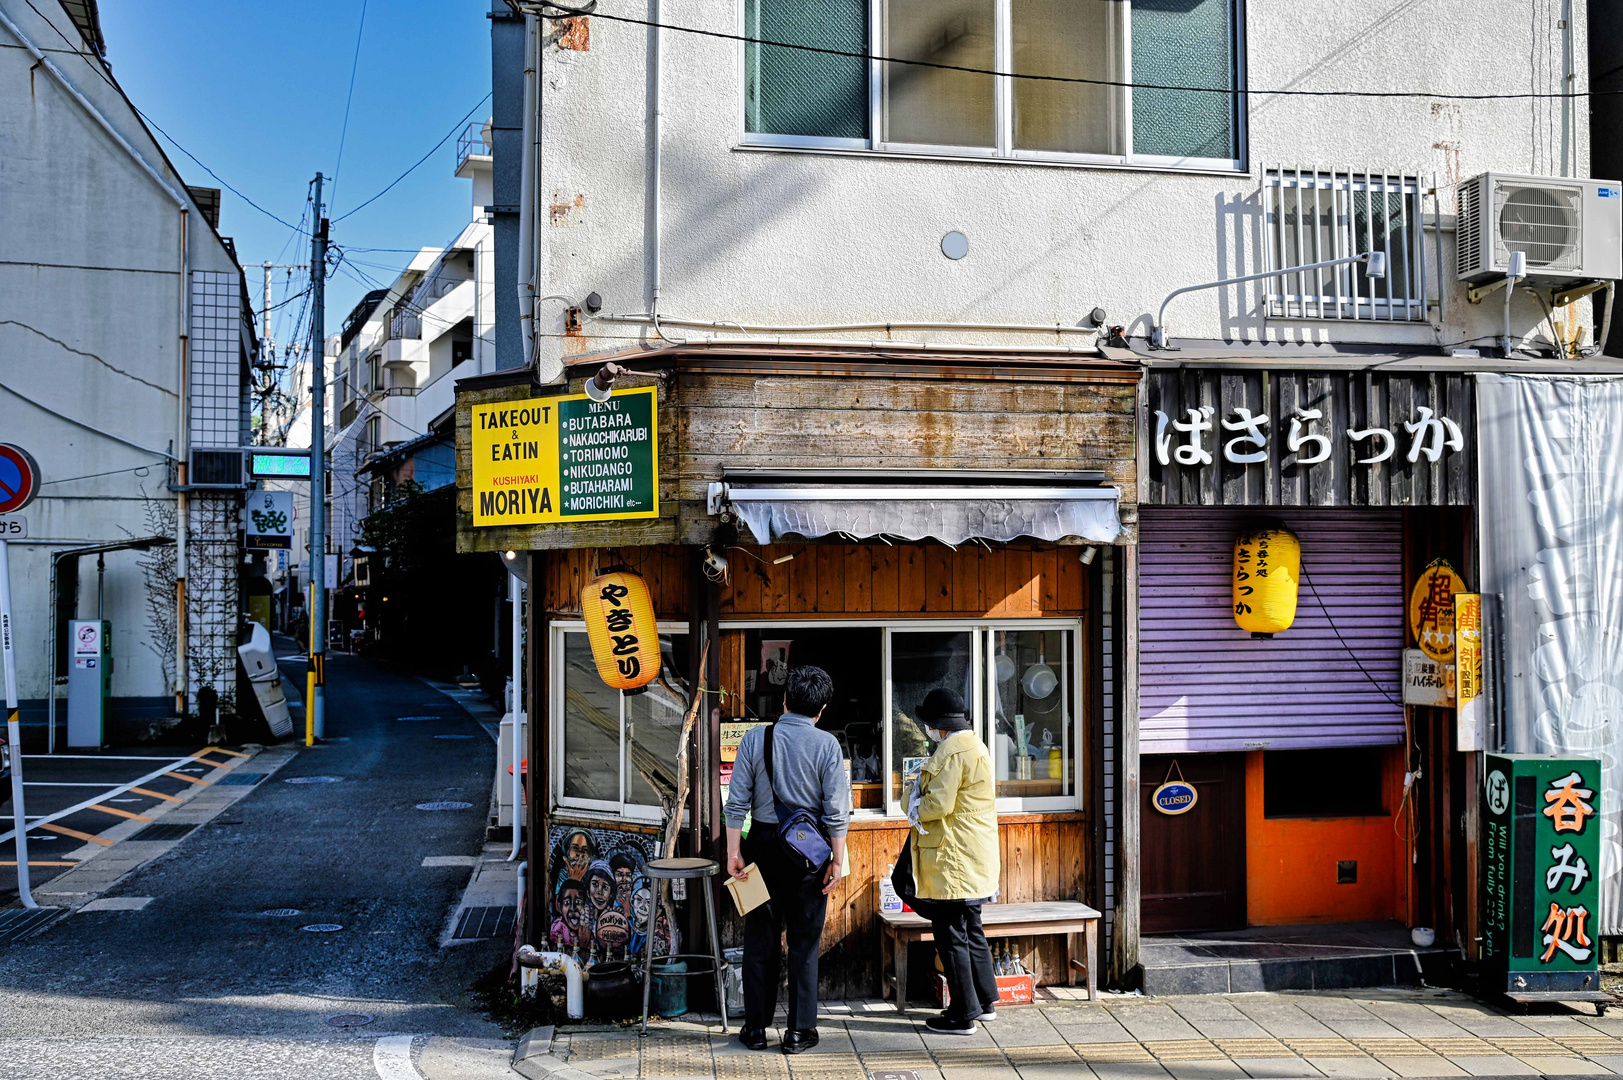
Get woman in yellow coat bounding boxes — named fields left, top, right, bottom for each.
left=909, top=688, right=1000, bottom=1036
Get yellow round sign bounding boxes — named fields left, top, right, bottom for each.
left=1409, top=557, right=1466, bottom=663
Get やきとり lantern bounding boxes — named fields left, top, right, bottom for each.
left=1233, top=522, right=1301, bottom=637
left=581, top=569, right=661, bottom=691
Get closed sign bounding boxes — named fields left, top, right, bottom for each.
left=1152, top=780, right=1198, bottom=815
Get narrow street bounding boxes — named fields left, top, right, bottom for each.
left=0, top=652, right=516, bottom=1079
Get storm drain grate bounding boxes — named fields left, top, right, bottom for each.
left=0, top=907, right=62, bottom=946
left=130, top=823, right=199, bottom=842
left=216, top=772, right=267, bottom=786
left=454, top=906, right=516, bottom=939
left=326, top=1013, right=374, bottom=1028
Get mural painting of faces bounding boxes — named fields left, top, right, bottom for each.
left=547, top=825, right=676, bottom=960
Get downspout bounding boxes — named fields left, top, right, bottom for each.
left=647, top=0, right=679, bottom=344
left=517, top=10, right=538, bottom=372
left=0, top=5, right=193, bottom=712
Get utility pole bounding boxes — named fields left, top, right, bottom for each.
left=255, top=262, right=305, bottom=442
left=307, top=175, right=328, bottom=745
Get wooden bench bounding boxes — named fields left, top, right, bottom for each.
left=879, top=901, right=1101, bottom=1015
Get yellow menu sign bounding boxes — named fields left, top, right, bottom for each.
left=471, top=386, right=659, bottom=527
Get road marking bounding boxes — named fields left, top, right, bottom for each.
left=164, top=771, right=210, bottom=786
left=0, top=861, right=79, bottom=867
left=87, top=805, right=152, bottom=821
left=23, top=782, right=121, bottom=787
left=421, top=855, right=479, bottom=867
left=0, top=752, right=204, bottom=845
left=129, top=786, right=182, bottom=803
left=207, top=746, right=250, bottom=759
left=39, top=823, right=112, bottom=846
left=373, top=1035, right=423, bottom=1080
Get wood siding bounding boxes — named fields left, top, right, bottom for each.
left=540, top=541, right=1091, bottom=620
left=457, top=351, right=1141, bottom=554
left=1144, top=369, right=1474, bottom=507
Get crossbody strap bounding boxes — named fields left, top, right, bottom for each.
left=761, top=722, right=798, bottom=818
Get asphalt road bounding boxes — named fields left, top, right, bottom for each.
left=0, top=650, right=515, bottom=1079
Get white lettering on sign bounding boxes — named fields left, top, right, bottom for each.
left=1154, top=407, right=1465, bottom=468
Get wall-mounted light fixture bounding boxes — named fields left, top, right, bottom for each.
left=1153, top=251, right=1386, bottom=349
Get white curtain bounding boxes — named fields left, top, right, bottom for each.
left=1478, top=373, right=1623, bottom=933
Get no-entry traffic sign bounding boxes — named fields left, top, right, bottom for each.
left=0, top=445, right=40, bottom=513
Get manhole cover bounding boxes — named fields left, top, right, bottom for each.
left=434, top=734, right=473, bottom=740
left=284, top=776, right=343, bottom=784
left=301, top=923, right=344, bottom=933
left=326, top=1013, right=374, bottom=1028
left=262, top=908, right=302, bottom=917
left=415, top=801, right=474, bottom=811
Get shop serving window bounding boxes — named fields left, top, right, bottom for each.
left=738, top=620, right=1080, bottom=814
left=742, top=0, right=1244, bottom=170
left=555, top=628, right=691, bottom=820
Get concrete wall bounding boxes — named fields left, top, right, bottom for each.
left=529, top=1, right=1593, bottom=378
left=0, top=0, right=247, bottom=725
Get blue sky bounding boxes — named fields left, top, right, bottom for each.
left=99, top=0, right=492, bottom=343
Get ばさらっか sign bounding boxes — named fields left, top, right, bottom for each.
left=471, top=387, right=658, bottom=527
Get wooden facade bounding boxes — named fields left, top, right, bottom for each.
left=462, top=346, right=1141, bottom=998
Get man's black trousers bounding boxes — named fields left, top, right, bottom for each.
left=923, top=899, right=998, bottom=1022
left=740, top=825, right=829, bottom=1031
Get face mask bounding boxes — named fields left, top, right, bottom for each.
left=925, top=727, right=945, bottom=743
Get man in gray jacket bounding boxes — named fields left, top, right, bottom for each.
left=725, top=665, right=848, bottom=1054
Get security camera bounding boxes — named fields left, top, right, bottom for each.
left=703, top=547, right=729, bottom=582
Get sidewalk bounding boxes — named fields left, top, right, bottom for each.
left=527, top=989, right=1623, bottom=1080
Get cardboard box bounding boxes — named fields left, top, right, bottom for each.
left=934, top=972, right=1035, bottom=1009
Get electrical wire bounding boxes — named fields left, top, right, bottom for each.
left=332, top=93, right=493, bottom=224
left=519, top=1, right=1618, bottom=101
left=1298, top=558, right=1403, bottom=709
left=329, top=0, right=370, bottom=215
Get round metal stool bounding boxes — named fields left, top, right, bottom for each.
left=639, top=857, right=729, bottom=1035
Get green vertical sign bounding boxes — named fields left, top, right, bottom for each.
left=1481, top=755, right=1600, bottom=990
left=556, top=389, right=658, bottom=518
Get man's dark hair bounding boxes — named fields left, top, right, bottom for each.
left=785, top=665, right=835, bottom=716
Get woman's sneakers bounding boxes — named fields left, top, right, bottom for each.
left=925, top=1015, right=979, bottom=1036
left=975, top=1008, right=998, bottom=1021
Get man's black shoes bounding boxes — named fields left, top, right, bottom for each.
left=781, top=1029, right=820, bottom=1054
left=925, top=1015, right=979, bottom=1036
left=738, top=1026, right=768, bottom=1051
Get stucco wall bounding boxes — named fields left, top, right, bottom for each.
left=531, top=1, right=1593, bottom=378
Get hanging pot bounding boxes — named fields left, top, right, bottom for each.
left=1021, top=650, right=1057, bottom=700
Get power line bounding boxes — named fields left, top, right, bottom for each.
left=520, top=1, right=1617, bottom=101
left=332, top=93, right=492, bottom=224
left=329, top=0, right=370, bottom=214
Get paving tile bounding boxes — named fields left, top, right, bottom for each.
left=1227, top=1000, right=1337, bottom=1038
left=1298, top=1057, right=1395, bottom=1078
left=1015, top=1066, right=1100, bottom=1080
left=1110, top=1006, right=1205, bottom=1043
left=939, top=1067, right=1020, bottom=1080
left=1355, top=1002, right=1475, bottom=1038
left=1213, top=1040, right=1297, bottom=1060
left=714, top=1056, right=789, bottom=1079
left=1580, top=1054, right=1623, bottom=1073
left=1145, top=1041, right=1228, bottom=1062
left=1087, top=1064, right=1175, bottom=1080
left=1166, top=999, right=1260, bottom=1023
left=1419, top=1003, right=1539, bottom=1038
left=1230, top=1058, right=1323, bottom=1078
left=1379, top=1056, right=1466, bottom=1078
left=1441, top=1055, right=1540, bottom=1076
left=1160, top=1060, right=1249, bottom=1080
left=1516, top=1015, right=1613, bottom=1037
left=1002, top=1045, right=1082, bottom=1070
left=1514, top=1056, right=1612, bottom=1075
left=1185, top=1020, right=1273, bottom=1040
left=1054, top=1025, right=1149, bottom=1045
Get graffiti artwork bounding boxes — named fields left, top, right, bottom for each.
left=547, top=824, right=678, bottom=961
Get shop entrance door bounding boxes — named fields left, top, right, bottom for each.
left=1140, top=753, right=1246, bottom=933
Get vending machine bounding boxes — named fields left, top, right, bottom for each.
left=67, top=619, right=111, bottom=748
left=1480, top=754, right=1603, bottom=1003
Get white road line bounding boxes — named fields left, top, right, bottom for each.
left=0, top=752, right=197, bottom=846
left=21, top=755, right=195, bottom=761
left=373, top=1035, right=423, bottom=1080
left=23, top=782, right=117, bottom=787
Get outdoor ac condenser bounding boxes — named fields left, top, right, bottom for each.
left=1456, top=172, right=1623, bottom=285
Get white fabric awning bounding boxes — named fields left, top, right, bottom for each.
left=711, top=480, right=1121, bottom=546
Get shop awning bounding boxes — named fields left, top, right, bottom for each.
left=710, top=470, right=1121, bottom=547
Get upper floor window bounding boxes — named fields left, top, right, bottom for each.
left=743, top=0, right=1244, bottom=169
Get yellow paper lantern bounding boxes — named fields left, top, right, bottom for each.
left=1233, top=523, right=1301, bottom=637
left=581, top=569, right=661, bottom=691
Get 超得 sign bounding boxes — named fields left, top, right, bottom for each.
left=471, top=386, right=659, bottom=527
left=244, top=491, right=295, bottom=550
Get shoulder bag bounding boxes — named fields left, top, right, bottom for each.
left=762, top=723, right=833, bottom=874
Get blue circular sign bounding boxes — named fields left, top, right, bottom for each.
left=1152, top=781, right=1199, bottom=816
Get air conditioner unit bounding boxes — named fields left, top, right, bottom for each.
left=188, top=448, right=245, bottom=488
left=1457, top=172, right=1623, bottom=285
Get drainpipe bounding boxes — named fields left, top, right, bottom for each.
left=0, top=5, right=193, bottom=712
left=516, top=10, right=538, bottom=372
left=509, top=570, right=524, bottom=861
left=647, top=0, right=676, bottom=344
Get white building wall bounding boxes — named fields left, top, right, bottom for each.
left=530, top=1, right=1591, bottom=377
left=0, top=0, right=247, bottom=725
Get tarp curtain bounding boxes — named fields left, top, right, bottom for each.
left=1478, top=373, right=1623, bottom=934
left=731, top=496, right=1122, bottom=547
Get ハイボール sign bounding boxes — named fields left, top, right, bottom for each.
left=1152, top=781, right=1198, bottom=815
left=471, top=386, right=658, bottom=527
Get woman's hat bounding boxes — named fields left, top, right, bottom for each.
left=917, top=688, right=972, bottom=732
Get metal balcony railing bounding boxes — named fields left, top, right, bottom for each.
left=457, top=121, right=492, bottom=172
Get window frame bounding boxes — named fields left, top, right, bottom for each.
left=737, top=0, right=1247, bottom=173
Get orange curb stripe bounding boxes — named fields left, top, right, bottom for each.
left=129, top=786, right=182, bottom=803
left=0, top=861, right=80, bottom=867
left=164, top=772, right=209, bottom=786
left=40, top=822, right=113, bottom=846
left=87, top=804, right=151, bottom=821
left=204, top=746, right=249, bottom=759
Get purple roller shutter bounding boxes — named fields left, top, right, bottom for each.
left=1140, top=508, right=1405, bottom=754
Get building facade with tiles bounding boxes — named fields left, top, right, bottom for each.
left=0, top=0, right=258, bottom=737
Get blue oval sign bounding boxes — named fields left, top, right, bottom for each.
left=1152, top=781, right=1198, bottom=816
